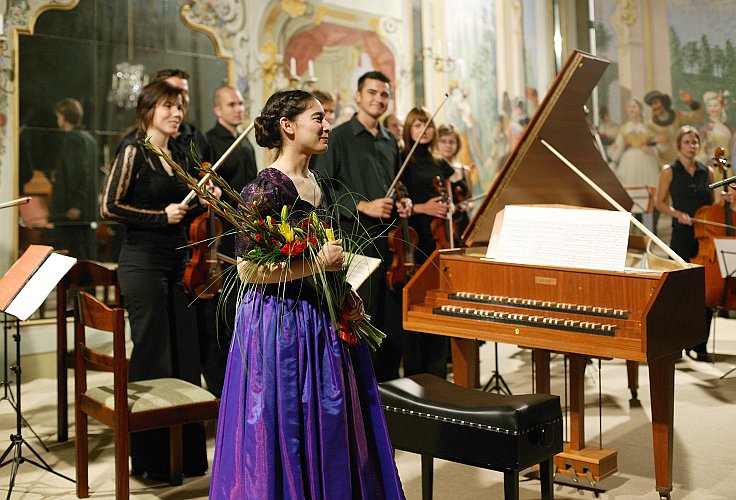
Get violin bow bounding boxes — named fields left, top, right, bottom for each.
left=384, top=93, right=450, bottom=199
left=691, top=218, right=736, bottom=231
left=0, top=197, right=31, bottom=209
left=181, top=122, right=255, bottom=205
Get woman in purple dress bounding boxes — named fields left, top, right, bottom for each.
left=209, top=89, right=405, bottom=499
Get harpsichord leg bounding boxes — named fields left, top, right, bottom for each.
left=648, top=354, right=676, bottom=498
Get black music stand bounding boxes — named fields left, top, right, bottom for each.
left=713, top=239, right=736, bottom=378
left=482, top=342, right=512, bottom=394
left=0, top=247, right=76, bottom=497
left=0, top=315, right=47, bottom=452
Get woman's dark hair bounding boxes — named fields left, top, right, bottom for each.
left=136, top=80, right=184, bottom=133
left=254, top=90, right=315, bottom=149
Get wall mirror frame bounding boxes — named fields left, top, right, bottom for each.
left=15, top=0, right=232, bottom=321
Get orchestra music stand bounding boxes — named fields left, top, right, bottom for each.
left=0, top=246, right=76, bottom=497
left=713, top=239, right=736, bottom=378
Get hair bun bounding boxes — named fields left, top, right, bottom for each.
left=254, top=115, right=280, bottom=149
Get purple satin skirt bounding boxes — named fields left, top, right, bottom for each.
left=210, top=287, right=405, bottom=499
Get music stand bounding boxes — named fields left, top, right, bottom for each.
left=713, top=238, right=736, bottom=378
left=0, top=246, right=76, bottom=496
left=482, top=342, right=512, bottom=394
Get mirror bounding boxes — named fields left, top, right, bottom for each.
left=17, top=0, right=229, bottom=319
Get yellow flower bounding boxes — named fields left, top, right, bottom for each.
left=266, top=215, right=273, bottom=228
left=279, top=221, right=295, bottom=242
left=325, top=228, right=335, bottom=242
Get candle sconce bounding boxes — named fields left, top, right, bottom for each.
left=417, top=44, right=455, bottom=73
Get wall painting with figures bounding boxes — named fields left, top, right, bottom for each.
left=594, top=0, right=736, bottom=185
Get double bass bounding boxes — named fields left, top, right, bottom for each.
left=692, top=147, right=736, bottom=308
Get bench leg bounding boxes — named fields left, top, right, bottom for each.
left=540, top=457, right=554, bottom=500
left=421, top=454, right=433, bottom=500
left=503, top=470, right=519, bottom=500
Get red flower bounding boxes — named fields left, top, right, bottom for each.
left=255, top=233, right=264, bottom=242
left=339, top=308, right=358, bottom=345
left=306, top=236, right=318, bottom=247
left=271, top=238, right=280, bottom=246
left=280, top=240, right=307, bottom=256
left=258, top=220, right=265, bottom=226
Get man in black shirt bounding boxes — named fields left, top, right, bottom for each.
left=200, top=85, right=258, bottom=396
left=312, top=71, right=411, bottom=381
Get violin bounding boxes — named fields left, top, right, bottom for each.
left=184, top=199, right=224, bottom=300
left=386, top=181, right=419, bottom=292
left=430, top=176, right=454, bottom=249
left=691, top=147, right=736, bottom=308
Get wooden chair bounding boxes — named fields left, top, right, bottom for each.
left=56, top=260, right=120, bottom=443
left=74, top=291, right=220, bottom=499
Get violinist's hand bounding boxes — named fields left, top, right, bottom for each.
left=416, top=196, right=449, bottom=218
left=358, top=198, right=394, bottom=219
left=397, top=197, right=412, bottom=218
left=674, top=210, right=692, bottom=226
left=345, top=289, right=365, bottom=322
left=317, top=239, right=344, bottom=272
left=165, top=203, right=189, bottom=224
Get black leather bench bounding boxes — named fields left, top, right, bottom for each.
left=379, top=374, right=563, bottom=500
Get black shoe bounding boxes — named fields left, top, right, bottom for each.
left=687, top=350, right=714, bottom=362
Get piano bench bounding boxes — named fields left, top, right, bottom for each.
left=379, top=374, right=563, bottom=500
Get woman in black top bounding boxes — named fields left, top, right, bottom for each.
left=402, top=108, right=455, bottom=265
left=437, top=123, right=473, bottom=242
left=655, top=125, right=720, bottom=361
left=401, top=107, right=454, bottom=378
left=101, top=80, right=215, bottom=479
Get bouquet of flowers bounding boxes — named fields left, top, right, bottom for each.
left=145, top=139, right=386, bottom=351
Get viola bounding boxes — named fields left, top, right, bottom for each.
left=430, top=176, right=453, bottom=249
left=184, top=205, right=224, bottom=299
left=691, top=147, right=736, bottom=308
left=386, top=181, right=419, bottom=292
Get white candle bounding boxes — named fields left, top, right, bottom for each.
left=433, top=40, right=441, bottom=56
left=308, top=59, right=315, bottom=79
left=290, top=57, right=297, bottom=76
left=446, top=42, right=452, bottom=59
left=0, top=15, right=4, bottom=36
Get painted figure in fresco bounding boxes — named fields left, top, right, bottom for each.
left=644, top=89, right=704, bottom=165
left=612, top=99, right=660, bottom=188
left=697, top=91, right=734, bottom=164
left=597, top=105, right=620, bottom=163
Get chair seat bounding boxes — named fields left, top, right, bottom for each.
left=379, top=373, right=561, bottom=434
left=85, top=378, right=216, bottom=413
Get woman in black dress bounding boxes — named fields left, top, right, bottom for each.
left=401, top=107, right=455, bottom=378
left=101, top=80, right=215, bottom=479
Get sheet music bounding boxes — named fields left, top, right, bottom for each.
left=6, top=253, right=77, bottom=320
left=345, top=252, right=382, bottom=290
left=491, top=205, right=630, bottom=272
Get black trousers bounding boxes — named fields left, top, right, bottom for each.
left=118, top=242, right=207, bottom=476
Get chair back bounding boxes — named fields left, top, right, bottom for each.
left=56, top=260, right=119, bottom=442
left=74, top=291, right=129, bottom=419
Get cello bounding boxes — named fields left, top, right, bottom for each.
left=386, top=181, right=419, bottom=292
left=691, top=147, right=736, bottom=308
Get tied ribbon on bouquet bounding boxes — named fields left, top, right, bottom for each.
left=144, top=138, right=386, bottom=351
